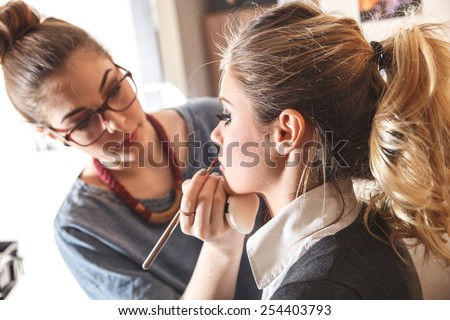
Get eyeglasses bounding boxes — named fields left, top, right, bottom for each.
left=48, top=64, right=138, bottom=147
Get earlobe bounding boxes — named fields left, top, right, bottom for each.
left=36, top=126, right=57, bottom=140
left=277, top=142, right=291, bottom=156
left=36, top=126, right=70, bottom=146
left=273, top=109, right=307, bottom=156
left=35, top=125, right=45, bottom=134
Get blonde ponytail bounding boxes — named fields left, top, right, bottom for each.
left=368, top=23, right=450, bottom=265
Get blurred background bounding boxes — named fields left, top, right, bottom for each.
left=1, top=0, right=449, bottom=300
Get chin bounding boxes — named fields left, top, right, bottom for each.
left=223, top=176, right=255, bottom=196
left=101, top=150, right=142, bottom=168
left=122, top=153, right=143, bottom=166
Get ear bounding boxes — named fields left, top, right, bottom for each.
left=272, top=109, right=307, bottom=156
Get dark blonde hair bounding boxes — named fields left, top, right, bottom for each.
left=220, top=2, right=450, bottom=264
left=0, top=0, right=111, bottom=123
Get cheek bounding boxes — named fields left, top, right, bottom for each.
left=80, top=136, right=121, bottom=164
left=221, top=133, right=264, bottom=183
left=81, top=141, right=111, bottom=161
left=221, top=123, right=263, bottom=165
left=128, top=99, right=144, bottom=117
left=221, top=132, right=248, bottom=164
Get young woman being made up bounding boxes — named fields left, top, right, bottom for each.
left=178, top=1, right=450, bottom=299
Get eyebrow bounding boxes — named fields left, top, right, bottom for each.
left=60, top=107, right=88, bottom=124
left=99, top=68, right=113, bottom=93
left=60, top=68, right=113, bottom=124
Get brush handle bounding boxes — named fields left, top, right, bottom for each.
left=142, top=211, right=180, bottom=270
left=142, top=158, right=218, bottom=270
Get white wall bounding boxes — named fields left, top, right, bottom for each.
left=22, top=0, right=142, bottom=83
left=154, top=0, right=210, bottom=98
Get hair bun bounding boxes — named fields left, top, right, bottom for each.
left=0, top=1, right=40, bottom=61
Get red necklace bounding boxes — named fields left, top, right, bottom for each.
left=93, top=114, right=182, bottom=225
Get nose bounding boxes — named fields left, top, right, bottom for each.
left=103, top=110, right=127, bottom=133
left=210, top=123, right=223, bottom=147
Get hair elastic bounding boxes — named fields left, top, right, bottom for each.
left=370, top=41, right=386, bottom=70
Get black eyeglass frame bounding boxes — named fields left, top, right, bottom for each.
left=46, top=63, right=137, bottom=147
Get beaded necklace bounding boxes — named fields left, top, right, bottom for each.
left=93, top=114, right=182, bottom=225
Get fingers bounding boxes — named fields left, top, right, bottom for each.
left=179, top=172, right=228, bottom=240
left=180, top=168, right=208, bottom=218
left=189, top=175, right=221, bottom=238
left=209, top=178, right=227, bottom=229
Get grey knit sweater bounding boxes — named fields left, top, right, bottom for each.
left=271, top=215, right=422, bottom=299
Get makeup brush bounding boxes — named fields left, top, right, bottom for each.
left=142, top=157, right=219, bottom=270
left=142, top=158, right=261, bottom=269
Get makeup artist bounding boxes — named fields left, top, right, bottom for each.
left=0, top=1, right=260, bottom=299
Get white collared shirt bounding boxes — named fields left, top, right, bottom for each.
left=246, top=179, right=362, bottom=299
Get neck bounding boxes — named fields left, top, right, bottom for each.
left=262, top=185, right=295, bottom=217
left=261, top=152, right=320, bottom=216
left=260, top=170, right=298, bottom=217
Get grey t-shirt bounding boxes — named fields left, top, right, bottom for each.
left=54, top=97, right=261, bottom=299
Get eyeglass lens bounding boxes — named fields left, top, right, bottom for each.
left=106, top=75, right=136, bottom=112
left=71, top=113, right=106, bottom=146
left=70, top=73, right=137, bottom=146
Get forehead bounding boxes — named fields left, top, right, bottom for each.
left=43, top=52, right=114, bottom=125
left=220, top=67, right=268, bottom=131
left=55, top=51, right=113, bottom=98
left=220, top=68, right=253, bottom=113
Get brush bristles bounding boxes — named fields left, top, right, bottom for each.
left=206, top=157, right=219, bottom=175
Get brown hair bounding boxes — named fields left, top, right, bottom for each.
left=220, top=2, right=450, bottom=264
left=221, top=2, right=383, bottom=192
left=0, top=0, right=110, bottom=123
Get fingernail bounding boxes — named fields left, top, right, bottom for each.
left=211, top=172, right=220, bottom=176
left=198, top=168, right=207, bottom=176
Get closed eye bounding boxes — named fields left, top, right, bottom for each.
left=73, top=112, right=95, bottom=131
left=107, top=83, right=122, bottom=100
left=216, top=113, right=231, bottom=126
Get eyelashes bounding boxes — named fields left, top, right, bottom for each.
left=216, top=113, right=231, bottom=126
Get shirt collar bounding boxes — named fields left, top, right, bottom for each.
left=246, top=179, right=361, bottom=290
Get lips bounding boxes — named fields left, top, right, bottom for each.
left=130, top=127, right=139, bottom=141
